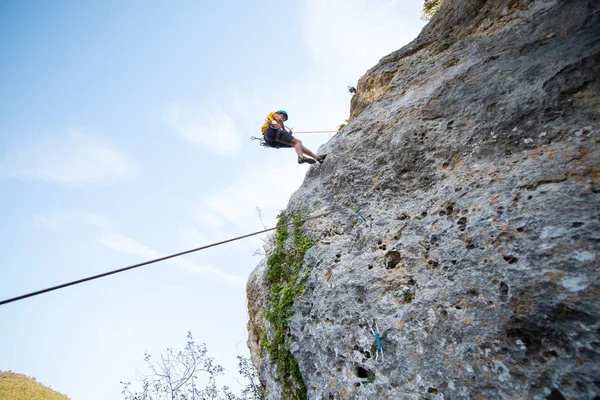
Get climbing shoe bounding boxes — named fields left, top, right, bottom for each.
left=298, top=157, right=316, bottom=164
left=317, top=154, right=327, bottom=164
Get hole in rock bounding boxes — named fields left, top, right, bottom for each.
left=421, top=211, right=428, bottom=217
left=428, top=388, right=439, bottom=394
left=544, top=350, right=559, bottom=358
left=466, top=243, right=475, bottom=250
left=455, top=305, right=462, bottom=310
left=572, top=221, right=584, bottom=227
left=546, top=389, right=566, bottom=400
left=503, top=255, right=518, bottom=264
left=355, top=366, right=370, bottom=379
left=499, top=282, right=509, bottom=302
left=385, top=251, right=402, bottom=269
left=368, top=265, right=373, bottom=269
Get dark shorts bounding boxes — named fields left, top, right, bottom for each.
left=263, top=128, right=294, bottom=148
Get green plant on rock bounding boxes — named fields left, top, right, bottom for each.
left=261, top=212, right=314, bottom=400
left=421, top=0, right=445, bottom=20
left=363, top=370, right=376, bottom=385
left=337, top=119, right=349, bottom=132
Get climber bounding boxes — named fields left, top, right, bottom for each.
left=261, top=110, right=326, bottom=165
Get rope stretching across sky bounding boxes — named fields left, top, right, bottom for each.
left=0, top=208, right=342, bottom=307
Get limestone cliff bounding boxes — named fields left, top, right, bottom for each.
left=247, top=0, right=600, bottom=398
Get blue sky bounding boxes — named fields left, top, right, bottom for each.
left=0, top=1, right=425, bottom=398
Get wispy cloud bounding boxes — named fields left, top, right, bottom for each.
left=303, top=0, right=424, bottom=77
left=163, top=104, right=243, bottom=155
left=283, top=0, right=426, bottom=131
left=33, top=211, right=112, bottom=231
left=34, top=210, right=246, bottom=286
left=187, top=162, right=304, bottom=229
left=0, top=131, right=136, bottom=186
left=100, top=231, right=246, bottom=286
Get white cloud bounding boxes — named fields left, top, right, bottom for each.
left=163, top=104, right=243, bottom=155
left=33, top=210, right=246, bottom=286
left=173, top=154, right=309, bottom=260
left=0, top=131, right=136, bottom=186
left=303, top=0, right=424, bottom=77
left=178, top=226, right=214, bottom=249
left=100, top=231, right=246, bottom=287
left=195, top=163, right=304, bottom=228
left=100, top=232, right=162, bottom=260
left=279, top=0, right=426, bottom=132
left=33, top=210, right=112, bottom=231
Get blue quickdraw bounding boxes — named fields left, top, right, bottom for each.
left=348, top=203, right=366, bottom=222
left=369, top=320, right=384, bottom=364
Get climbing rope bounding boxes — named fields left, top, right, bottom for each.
left=369, top=320, right=384, bottom=364
left=0, top=208, right=343, bottom=307
left=290, top=130, right=337, bottom=134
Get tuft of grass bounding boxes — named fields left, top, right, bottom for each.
left=363, top=370, right=376, bottom=385
left=337, top=119, right=349, bottom=132
left=261, top=212, right=313, bottom=400
left=421, top=0, right=445, bottom=20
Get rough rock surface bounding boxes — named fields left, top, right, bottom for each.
left=247, top=0, right=600, bottom=398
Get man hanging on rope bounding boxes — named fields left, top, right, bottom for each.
left=261, top=110, right=326, bottom=165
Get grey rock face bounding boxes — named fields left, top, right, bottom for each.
left=247, top=0, right=600, bottom=398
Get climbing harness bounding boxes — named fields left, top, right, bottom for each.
left=251, top=128, right=337, bottom=148
left=348, top=203, right=367, bottom=222
left=251, top=123, right=290, bottom=148
left=369, top=320, right=384, bottom=364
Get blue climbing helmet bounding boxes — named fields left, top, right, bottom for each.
left=278, top=110, right=288, bottom=121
